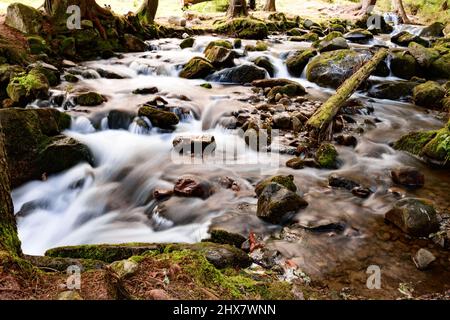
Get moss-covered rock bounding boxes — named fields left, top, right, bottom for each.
left=5, top=3, right=43, bottom=34
left=0, top=64, right=24, bottom=99
left=306, top=49, right=371, bottom=88
left=138, top=105, right=179, bottom=129
left=420, top=22, right=445, bottom=38
left=123, top=33, right=147, bottom=52
left=253, top=57, right=275, bottom=77
left=215, top=18, right=268, bottom=40
left=6, top=68, right=49, bottom=105
left=390, top=51, right=419, bottom=80
left=27, top=36, right=49, bottom=55
left=257, top=182, right=308, bottom=224
left=209, top=64, right=266, bottom=84
left=385, top=198, right=440, bottom=237
left=208, top=228, right=247, bottom=248
left=245, top=40, right=268, bottom=52
left=59, top=36, right=76, bottom=57
left=255, top=174, right=297, bottom=196
left=179, top=57, right=215, bottom=79
left=205, top=46, right=235, bottom=68
left=267, top=83, right=306, bottom=102
left=391, top=31, right=429, bottom=47
left=75, top=91, right=106, bottom=106
left=368, top=80, right=418, bottom=100
left=344, top=29, right=374, bottom=44
left=29, top=63, right=61, bottom=87
left=180, top=37, right=195, bottom=49
left=0, top=108, right=93, bottom=188
left=315, top=143, right=338, bottom=169
left=204, top=40, right=233, bottom=55
left=412, top=81, right=446, bottom=108
left=430, top=52, right=450, bottom=79
left=408, top=42, right=440, bottom=69
left=286, top=49, right=317, bottom=77
left=289, top=32, right=319, bottom=43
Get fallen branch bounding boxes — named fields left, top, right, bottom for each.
left=306, top=48, right=388, bottom=139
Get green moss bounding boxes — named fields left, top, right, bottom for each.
left=422, top=127, right=450, bottom=163
left=286, top=49, right=317, bottom=77
left=6, top=69, right=49, bottom=103
left=179, top=57, right=215, bottom=79
left=204, top=40, right=233, bottom=54
left=413, top=81, right=446, bottom=108
left=255, top=175, right=297, bottom=196
left=315, top=143, right=338, bottom=169
left=200, top=83, right=212, bottom=89
left=27, top=36, right=48, bottom=55
left=209, top=229, right=246, bottom=248
left=394, top=130, right=437, bottom=155
left=76, top=92, right=105, bottom=106
left=313, top=31, right=343, bottom=48
left=45, top=243, right=163, bottom=262
left=180, top=37, right=195, bottom=49
left=215, top=18, right=268, bottom=40
left=245, top=41, right=268, bottom=52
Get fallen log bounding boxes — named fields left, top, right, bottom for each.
left=306, top=48, right=388, bottom=139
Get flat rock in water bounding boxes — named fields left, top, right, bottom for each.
left=173, top=135, right=216, bottom=154
left=391, top=166, right=425, bottom=189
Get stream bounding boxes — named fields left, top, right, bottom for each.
left=11, top=29, right=450, bottom=296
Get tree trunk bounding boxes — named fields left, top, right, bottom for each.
left=360, top=0, right=377, bottom=14
left=45, top=0, right=112, bottom=38
left=392, top=0, right=410, bottom=24
left=0, top=123, right=21, bottom=257
left=228, top=0, right=248, bottom=18
left=306, top=49, right=388, bottom=139
left=137, top=0, right=159, bottom=25
left=264, top=0, right=276, bottom=12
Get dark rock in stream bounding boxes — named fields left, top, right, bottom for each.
left=385, top=198, right=440, bottom=237
left=391, top=167, right=425, bottom=189
left=257, top=182, right=308, bottom=224
left=138, top=105, right=179, bottom=129
left=75, top=91, right=106, bottom=106
left=367, top=80, right=418, bottom=100
left=208, top=64, right=267, bottom=84
left=172, top=135, right=216, bottom=155
left=391, top=31, right=429, bottom=47
left=419, top=22, right=445, bottom=38
left=107, top=109, right=136, bottom=130
left=173, top=175, right=213, bottom=199
left=255, top=175, right=297, bottom=196
left=132, top=87, right=159, bottom=95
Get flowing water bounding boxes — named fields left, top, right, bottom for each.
left=12, top=32, right=450, bottom=295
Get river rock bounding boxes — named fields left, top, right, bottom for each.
left=385, top=198, right=440, bottom=237
left=0, top=108, right=93, bottom=188
left=180, top=37, right=195, bottom=49
left=204, top=40, right=233, bottom=54
left=132, top=87, right=158, bottom=95
left=344, top=29, right=374, bottom=44
left=257, top=182, right=308, bottom=224
left=306, top=49, right=371, bottom=89
left=5, top=3, right=43, bottom=34
left=6, top=68, right=49, bottom=105
left=179, top=57, right=215, bottom=79
left=253, top=57, right=275, bottom=77
left=138, top=106, right=179, bottom=129
left=174, top=175, right=213, bottom=199
left=208, top=64, right=267, bottom=84
left=390, top=51, right=419, bottom=80
left=255, top=174, right=297, bottom=196
left=413, top=248, right=436, bottom=270
left=328, top=174, right=360, bottom=190
left=419, top=22, right=445, bottom=38
left=107, top=109, right=136, bottom=130
left=412, top=81, right=446, bottom=108
left=172, top=134, right=216, bottom=155
left=335, top=134, right=357, bottom=147
left=368, top=80, right=417, bottom=100
left=123, top=34, right=147, bottom=52
left=391, top=167, right=425, bottom=189
left=430, top=52, right=450, bottom=79
left=208, top=227, right=247, bottom=248
left=315, top=143, right=338, bottom=169
left=205, top=46, right=235, bottom=69
left=408, top=42, right=440, bottom=69
left=285, top=49, right=317, bottom=76
left=317, top=36, right=349, bottom=53
left=109, top=259, right=139, bottom=278
left=75, top=92, right=106, bottom=106
left=272, top=112, right=292, bottom=129
left=391, top=31, right=429, bottom=47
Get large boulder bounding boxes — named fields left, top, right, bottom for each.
left=179, top=57, right=215, bottom=79
left=255, top=174, right=297, bottom=196
left=368, top=80, right=417, bottom=100
left=205, top=46, right=235, bottom=69
left=173, top=175, right=213, bottom=199
left=5, top=3, right=43, bottom=34
left=408, top=42, right=440, bottom=69
left=430, top=53, right=450, bottom=79
left=315, top=143, right=339, bottom=169
left=391, top=31, right=429, bottom=47
left=389, top=51, right=419, bottom=80
left=138, top=105, right=179, bottom=129
left=419, top=22, right=445, bottom=38
left=208, top=64, right=266, bottom=84
left=285, top=49, right=317, bottom=77
left=215, top=18, right=268, bottom=40
left=412, top=81, right=446, bottom=109
left=385, top=198, right=440, bottom=237
left=306, top=49, right=372, bottom=88
left=253, top=57, right=275, bottom=77
left=123, top=34, right=147, bottom=52
left=257, top=182, right=308, bottom=224
left=344, top=29, right=374, bottom=44
left=0, top=108, right=93, bottom=188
